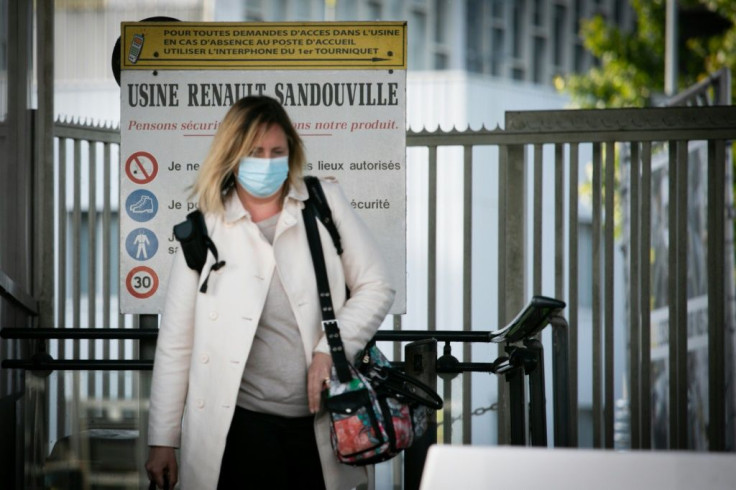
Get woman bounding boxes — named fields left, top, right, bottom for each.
left=145, top=95, right=395, bottom=489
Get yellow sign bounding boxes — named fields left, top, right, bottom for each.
left=121, top=21, right=407, bottom=70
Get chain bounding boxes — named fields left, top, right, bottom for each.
left=450, top=403, right=498, bottom=425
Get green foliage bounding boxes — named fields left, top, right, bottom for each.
left=559, top=0, right=736, bottom=244
left=556, top=0, right=736, bottom=107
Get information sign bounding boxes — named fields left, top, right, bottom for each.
left=120, top=21, right=407, bottom=314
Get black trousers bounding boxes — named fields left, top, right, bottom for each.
left=217, top=407, right=326, bottom=490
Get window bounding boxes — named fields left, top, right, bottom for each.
left=574, top=43, right=585, bottom=72
left=244, top=10, right=264, bottom=21
left=388, top=0, right=404, bottom=19
left=410, top=9, right=427, bottom=69
left=434, top=52, right=448, bottom=69
left=553, top=4, right=566, bottom=67
left=491, top=27, right=504, bottom=75
left=295, top=0, right=310, bottom=20
left=433, top=0, right=449, bottom=69
left=367, top=0, right=382, bottom=20
left=244, top=0, right=264, bottom=20
left=532, top=36, right=545, bottom=84
left=613, top=0, right=625, bottom=26
left=434, top=0, right=447, bottom=43
left=491, top=0, right=504, bottom=19
left=465, top=0, right=484, bottom=73
left=336, top=0, right=358, bottom=19
left=512, top=0, right=525, bottom=59
left=574, top=0, right=584, bottom=34
left=269, top=0, right=288, bottom=21
left=532, top=0, right=544, bottom=26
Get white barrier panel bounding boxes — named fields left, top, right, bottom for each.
left=420, top=445, right=736, bottom=490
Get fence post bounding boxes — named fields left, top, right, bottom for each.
left=498, top=142, right=528, bottom=444
left=404, top=338, right=438, bottom=490
left=139, top=314, right=158, bottom=487
left=525, top=338, right=547, bottom=447
left=550, top=315, right=572, bottom=447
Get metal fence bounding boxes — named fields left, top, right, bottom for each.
left=6, top=95, right=736, bottom=487
left=406, top=103, right=736, bottom=450
left=50, top=119, right=137, bottom=462
left=44, top=103, right=736, bottom=447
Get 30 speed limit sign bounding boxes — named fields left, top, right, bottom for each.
left=125, top=266, right=159, bottom=299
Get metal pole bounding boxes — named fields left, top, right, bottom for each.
left=640, top=142, right=653, bottom=449
left=500, top=142, right=527, bottom=444
left=404, top=339, right=438, bottom=490
left=604, top=141, right=615, bottom=448
left=630, top=142, right=641, bottom=448
left=665, top=0, right=679, bottom=96
left=428, top=146, right=438, bottom=332
left=525, top=338, right=547, bottom=447
left=462, top=145, right=473, bottom=445
left=497, top=144, right=509, bottom=444
left=592, top=142, right=603, bottom=447
left=34, top=0, right=55, bottom=330
left=551, top=315, right=572, bottom=447
left=507, top=364, right=526, bottom=445
left=139, top=313, right=159, bottom=485
left=707, top=139, right=726, bottom=451
left=568, top=142, right=579, bottom=446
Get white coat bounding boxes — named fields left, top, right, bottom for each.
left=148, top=178, right=396, bottom=489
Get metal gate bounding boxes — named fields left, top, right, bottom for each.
left=3, top=97, right=736, bottom=487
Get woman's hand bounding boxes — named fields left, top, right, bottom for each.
left=146, top=446, right=178, bottom=489
left=308, top=352, right=333, bottom=413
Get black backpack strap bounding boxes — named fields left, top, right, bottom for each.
left=302, top=200, right=353, bottom=384
left=172, top=210, right=225, bottom=293
left=304, top=176, right=343, bottom=255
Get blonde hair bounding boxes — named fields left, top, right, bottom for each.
left=193, top=96, right=305, bottom=214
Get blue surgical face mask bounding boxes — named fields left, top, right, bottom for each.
left=236, top=156, right=289, bottom=198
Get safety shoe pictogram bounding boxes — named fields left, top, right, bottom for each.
left=129, top=195, right=154, bottom=213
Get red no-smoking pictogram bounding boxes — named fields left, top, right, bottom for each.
left=126, top=266, right=159, bottom=299
left=125, top=151, right=159, bottom=184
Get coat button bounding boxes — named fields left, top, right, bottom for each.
left=209, top=311, right=218, bottom=320
left=200, top=354, right=209, bottom=364
left=196, top=399, right=205, bottom=409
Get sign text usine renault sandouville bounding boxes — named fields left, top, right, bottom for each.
left=127, top=82, right=400, bottom=107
